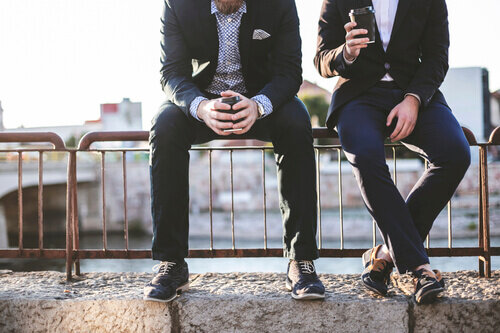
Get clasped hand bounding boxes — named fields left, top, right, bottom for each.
left=196, top=90, right=259, bottom=136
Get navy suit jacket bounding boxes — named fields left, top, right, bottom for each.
left=160, top=0, right=303, bottom=117
left=315, top=0, right=450, bottom=128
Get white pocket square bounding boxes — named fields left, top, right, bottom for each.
left=253, top=29, right=271, bottom=40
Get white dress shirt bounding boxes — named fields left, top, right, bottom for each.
left=372, top=0, right=399, bottom=81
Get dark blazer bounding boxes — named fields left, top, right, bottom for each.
left=314, top=0, right=450, bottom=128
left=160, top=0, right=302, bottom=117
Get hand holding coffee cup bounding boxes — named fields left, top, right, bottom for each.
left=343, top=22, right=369, bottom=61
left=344, top=6, right=377, bottom=61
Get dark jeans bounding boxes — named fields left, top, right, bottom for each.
left=149, top=96, right=319, bottom=261
left=336, top=84, right=471, bottom=273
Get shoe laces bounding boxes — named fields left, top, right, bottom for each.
left=152, top=261, right=176, bottom=275
left=298, top=260, right=316, bottom=274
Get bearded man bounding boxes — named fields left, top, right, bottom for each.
left=144, top=0, right=325, bottom=302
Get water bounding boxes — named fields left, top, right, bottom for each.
left=1, top=233, right=498, bottom=274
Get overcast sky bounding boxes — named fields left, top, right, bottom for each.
left=0, top=0, right=499, bottom=129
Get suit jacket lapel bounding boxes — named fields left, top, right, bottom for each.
left=239, top=1, right=253, bottom=74
left=199, top=2, right=219, bottom=65
left=387, top=0, right=412, bottom=50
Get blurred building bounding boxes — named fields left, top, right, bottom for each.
left=0, top=101, right=4, bottom=131
left=0, top=98, right=143, bottom=147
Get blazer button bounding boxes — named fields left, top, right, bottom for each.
left=384, top=63, right=391, bottom=70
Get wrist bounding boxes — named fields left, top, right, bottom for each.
left=197, top=100, right=208, bottom=119
left=404, top=94, right=420, bottom=108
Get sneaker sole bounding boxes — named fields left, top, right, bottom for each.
left=415, top=287, right=444, bottom=305
left=143, top=282, right=190, bottom=303
left=286, top=280, right=325, bottom=300
left=361, top=280, right=387, bottom=296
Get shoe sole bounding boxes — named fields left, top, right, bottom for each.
left=143, top=282, right=190, bottom=303
left=415, top=287, right=444, bottom=305
left=285, top=280, right=325, bottom=300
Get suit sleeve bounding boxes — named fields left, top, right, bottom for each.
left=314, top=0, right=357, bottom=78
left=258, top=0, right=302, bottom=110
left=405, top=0, right=450, bottom=107
left=160, top=0, right=204, bottom=117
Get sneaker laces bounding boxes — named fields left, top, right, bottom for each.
left=298, top=260, right=316, bottom=274
left=152, top=261, right=176, bottom=275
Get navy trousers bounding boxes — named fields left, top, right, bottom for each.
left=149, top=96, right=319, bottom=262
left=336, top=84, right=471, bottom=273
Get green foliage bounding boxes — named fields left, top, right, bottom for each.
left=300, top=94, right=329, bottom=127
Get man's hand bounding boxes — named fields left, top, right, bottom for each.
left=343, top=22, right=369, bottom=61
left=196, top=98, right=235, bottom=136
left=220, top=90, right=259, bottom=135
left=386, top=95, right=420, bottom=142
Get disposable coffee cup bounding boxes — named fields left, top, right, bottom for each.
left=349, top=6, right=376, bottom=44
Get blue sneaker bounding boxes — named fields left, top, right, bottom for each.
left=361, top=245, right=394, bottom=296
left=286, top=260, right=325, bottom=300
left=413, top=268, right=444, bottom=304
left=144, top=260, right=189, bottom=302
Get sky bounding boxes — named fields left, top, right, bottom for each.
left=0, top=0, right=499, bottom=130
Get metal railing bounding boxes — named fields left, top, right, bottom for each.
left=0, top=127, right=498, bottom=280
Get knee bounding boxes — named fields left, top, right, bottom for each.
left=150, top=103, right=190, bottom=144
left=277, top=98, right=312, bottom=136
left=435, top=140, right=471, bottom=176
left=348, top=145, right=386, bottom=172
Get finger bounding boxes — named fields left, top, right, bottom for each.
left=393, top=122, right=411, bottom=142
left=346, top=29, right=368, bottom=40
left=233, top=99, right=250, bottom=111
left=386, top=109, right=397, bottom=127
left=210, top=110, right=233, bottom=121
left=234, top=116, right=253, bottom=129
left=211, top=119, right=234, bottom=130
left=347, top=38, right=370, bottom=47
left=390, top=118, right=405, bottom=141
left=212, top=101, right=231, bottom=111
left=344, top=21, right=357, bottom=33
left=232, top=109, right=249, bottom=121
left=208, top=124, right=230, bottom=136
left=220, top=90, right=239, bottom=98
left=235, top=124, right=252, bottom=135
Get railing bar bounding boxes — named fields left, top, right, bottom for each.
left=72, top=157, right=81, bottom=276
left=209, top=150, right=214, bottom=251
left=122, top=151, right=129, bottom=251
left=262, top=149, right=267, bottom=250
left=18, top=151, right=23, bottom=250
left=338, top=148, right=344, bottom=250
left=447, top=200, right=452, bottom=249
left=38, top=151, right=44, bottom=249
left=316, top=149, right=322, bottom=250
left=101, top=152, right=107, bottom=250
left=372, top=220, right=377, bottom=248
left=230, top=150, right=235, bottom=251
left=392, top=147, right=397, bottom=186
left=424, top=159, right=430, bottom=249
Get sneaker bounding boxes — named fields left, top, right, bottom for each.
left=433, top=269, right=445, bottom=288
left=286, top=260, right=325, bottom=300
left=143, top=260, right=189, bottom=302
left=361, top=245, right=394, bottom=296
left=413, top=268, right=444, bottom=305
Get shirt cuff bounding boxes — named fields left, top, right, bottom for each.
left=342, top=46, right=356, bottom=65
left=189, top=96, right=208, bottom=121
left=252, top=95, right=273, bottom=118
left=405, top=93, right=421, bottom=105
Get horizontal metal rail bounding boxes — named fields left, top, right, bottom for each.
left=0, top=127, right=498, bottom=280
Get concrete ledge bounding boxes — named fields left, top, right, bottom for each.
left=0, top=270, right=498, bottom=332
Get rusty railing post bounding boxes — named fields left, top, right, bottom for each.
left=66, top=150, right=76, bottom=280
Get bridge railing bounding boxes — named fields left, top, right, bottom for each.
left=0, top=127, right=498, bottom=280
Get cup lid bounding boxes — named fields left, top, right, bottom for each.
left=349, top=6, right=375, bottom=15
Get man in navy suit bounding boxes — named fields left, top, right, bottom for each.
left=315, top=0, right=470, bottom=303
left=144, top=0, right=325, bottom=302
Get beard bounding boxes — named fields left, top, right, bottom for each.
left=214, top=0, right=244, bottom=14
